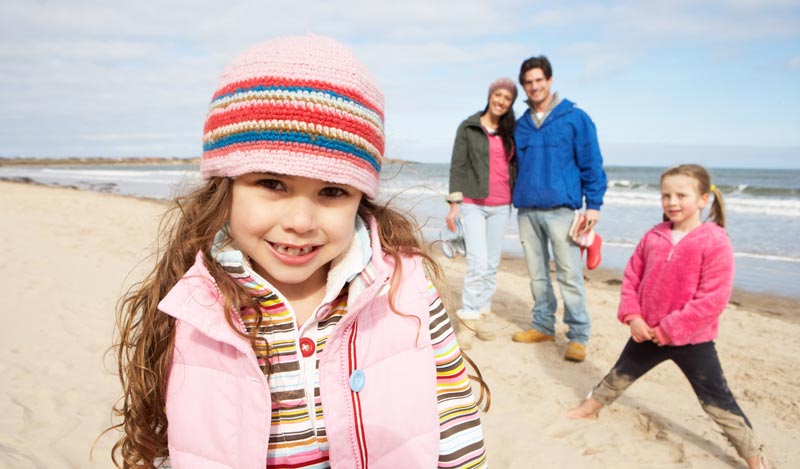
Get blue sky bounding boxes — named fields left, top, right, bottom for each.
left=1, top=0, right=799, bottom=168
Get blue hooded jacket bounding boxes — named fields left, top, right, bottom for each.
left=512, top=98, right=607, bottom=210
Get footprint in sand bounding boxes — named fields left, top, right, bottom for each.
left=546, top=408, right=687, bottom=465
left=0, top=442, right=47, bottom=469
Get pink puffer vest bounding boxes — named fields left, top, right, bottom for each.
left=158, top=239, right=439, bottom=468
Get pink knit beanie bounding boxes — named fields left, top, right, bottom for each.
left=201, top=35, right=385, bottom=199
left=488, top=77, right=518, bottom=101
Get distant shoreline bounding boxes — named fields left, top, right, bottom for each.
left=0, top=156, right=409, bottom=167
left=0, top=156, right=201, bottom=166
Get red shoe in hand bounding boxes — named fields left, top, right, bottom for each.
left=571, top=211, right=602, bottom=270
left=585, top=233, right=602, bottom=270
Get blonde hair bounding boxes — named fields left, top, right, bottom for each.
left=106, top=177, right=489, bottom=468
left=660, top=164, right=726, bottom=228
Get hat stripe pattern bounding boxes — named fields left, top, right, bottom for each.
left=203, top=91, right=383, bottom=169
left=200, top=36, right=385, bottom=198
left=208, top=81, right=384, bottom=135
left=203, top=81, right=383, bottom=172
left=204, top=129, right=380, bottom=172
left=212, top=77, right=383, bottom=120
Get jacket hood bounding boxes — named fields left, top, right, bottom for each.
left=518, top=97, right=574, bottom=131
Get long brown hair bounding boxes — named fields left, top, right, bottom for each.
left=107, top=177, right=489, bottom=468
left=358, top=199, right=491, bottom=410
left=481, top=100, right=516, bottom=157
left=661, top=164, right=726, bottom=228
left=106, top=177, right=263, bottom=468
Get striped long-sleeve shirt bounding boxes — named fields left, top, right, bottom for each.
left=156, top=225, right=487, bottom=468
left=227, top=264, right=487, bottom=468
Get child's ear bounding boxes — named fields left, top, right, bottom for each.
left=699, top=192, right=710, bottom=208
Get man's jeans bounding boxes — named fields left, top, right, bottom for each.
left=517, top=207, right=590, bottom=343
left=459, top=203, right=510, bottom=319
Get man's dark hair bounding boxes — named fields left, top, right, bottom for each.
left=518, top=56, right=552, bottom=85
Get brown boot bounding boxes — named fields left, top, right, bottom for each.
left=512, top=328, right=555, bottom=343
left=564, top=342, right=586, bottom=362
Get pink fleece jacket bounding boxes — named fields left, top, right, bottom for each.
left=618, top=222, right=734, bottom=346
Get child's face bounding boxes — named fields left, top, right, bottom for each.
left=660, top=174, right=709, bottom=231
left=229, top=172, right=362, bottom=297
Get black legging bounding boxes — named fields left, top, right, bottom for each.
left=591, top=339, right=759, bottom=458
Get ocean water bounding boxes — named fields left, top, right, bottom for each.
left=2, top=162, right=798, bottom=299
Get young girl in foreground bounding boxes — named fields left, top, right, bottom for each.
left=567, top=164, right=765, bottom=468
left=110, top=35, right=487, bottom=469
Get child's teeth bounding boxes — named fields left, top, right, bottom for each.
left=276, top=245, right=312, bottom=256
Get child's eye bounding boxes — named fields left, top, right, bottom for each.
left=320, top=186, right=348, bottom=198
left=256, top=179, right=285, bottom=191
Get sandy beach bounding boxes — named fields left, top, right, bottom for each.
left=1, top=180, right=797, bottom=468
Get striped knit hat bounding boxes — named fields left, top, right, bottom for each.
left=201, top=35, right=385, bottom=199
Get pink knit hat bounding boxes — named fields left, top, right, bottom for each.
left=488, top=77, right=518, bottom=101
left=201, top=35, right=385, bottom=199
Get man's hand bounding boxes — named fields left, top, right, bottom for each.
left=580, top=209, right=600, bottom=235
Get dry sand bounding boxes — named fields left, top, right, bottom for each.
left=1, top=181, right=797, bottom=468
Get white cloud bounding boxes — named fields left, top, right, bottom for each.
left=711, top=0, right=800, bottom=10
left=0, top=0, right=798, bottom=157
left=520, top=0, right=800, bottom=52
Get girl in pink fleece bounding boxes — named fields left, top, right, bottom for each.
left=567, top=164, right=765, bottom=469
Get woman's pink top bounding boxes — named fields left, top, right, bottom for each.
left=463, top=130, right=511, bottom=206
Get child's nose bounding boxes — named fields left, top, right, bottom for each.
left=282, top=197, right=318, bottom=233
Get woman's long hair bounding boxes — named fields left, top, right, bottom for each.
left=482, top=100, right=516, bottom=157
left=107, top=177, right=490, bottom=468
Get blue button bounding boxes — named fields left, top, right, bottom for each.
left=349, top=369, right=365, bottom=392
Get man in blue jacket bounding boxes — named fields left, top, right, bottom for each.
left=511, top=55, right=607, bottom=362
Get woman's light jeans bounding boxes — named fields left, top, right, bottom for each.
left=459, top=203, right=510, bottom=320
left=517, top=207, right=590, bottom=343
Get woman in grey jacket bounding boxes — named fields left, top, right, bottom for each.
left=445, top=78, right=517, bottom=349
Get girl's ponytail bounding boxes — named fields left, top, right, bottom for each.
left=708, top=184, right=726, bottom=228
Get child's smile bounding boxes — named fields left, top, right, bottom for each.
left=269, top=242, right=320, bottom=265
left=229, top=172, right=362, bottom=298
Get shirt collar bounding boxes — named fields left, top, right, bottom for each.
left=527, top=91, right=561, bottom=126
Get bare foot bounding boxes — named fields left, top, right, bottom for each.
left=566, top=397, right=603, bottom=420
left=745, top=454, right=767, bottom=469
